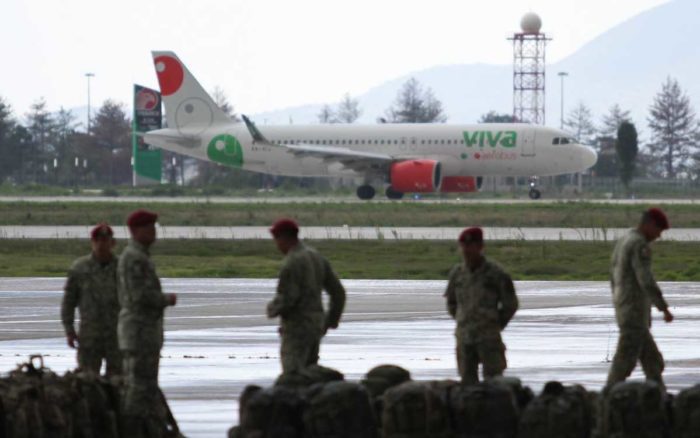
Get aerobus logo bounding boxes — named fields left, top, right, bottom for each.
left=463, top=130, right=517, bottom=148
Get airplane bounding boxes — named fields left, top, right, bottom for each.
left=143, top=51, right=597, bottom=200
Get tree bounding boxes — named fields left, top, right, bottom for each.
left=385, top=78, right=447, bottom=123
left=91, top=100, right=132, bottom=185
left=616, top=121, right=638, bottom=190
left=479, top=111, right=516, bottom=123
left=564, top=102, right=596, bottom=146
left=317, top=104, right=336, bottom=124
left=211, top=86, right=239, bottom=121
left=647, top=77, right=698, bottom=178
left=335, top=93, right=361, bottom=123
left=0, top=97, right=20, bottom=182
left=53, top=108, right=79, bottom=185
left=600, top=104, right=631, bottom=138
left=25, top=97, right=57, bottom=183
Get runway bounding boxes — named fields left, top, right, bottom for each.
left=3, top=225, right=700, bottom=241
left=1, top=195, right=699, bottom=205
left=0, top=278, right=699, bottom=437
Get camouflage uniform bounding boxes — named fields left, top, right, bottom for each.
left=444, top=258, right=518, bottom=384
left=267, top=242, right=346, bottom=374
left=118, top=240, right=172, bottom=434
left=607, top=229, right=669, bottom=389
left=61, top=254, right=121, bottom=375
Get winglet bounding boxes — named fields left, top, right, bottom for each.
left=242, top=115, right=268, bottom=143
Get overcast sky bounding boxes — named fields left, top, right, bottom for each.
left=2, top=0, right=668, bottom=121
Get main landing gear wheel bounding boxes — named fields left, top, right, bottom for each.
left=385, top=186, right=404, bottom=200
left=356, top=185, right=376, bottom=200
left=529, top=189, right=541, bottom=200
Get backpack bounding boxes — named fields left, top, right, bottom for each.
left=303, top=381, right=377, bottom=438
left=518, top=381, right=593, bottom=438
left=598, top=380, right=668, bottom=438
left=361, top=364, right=412, bottom=423
left=238, top=385, right=305, bottom=438
left=673, top=383, right=700, bottom=438
left=381, top=380, right=455, bottom=438
left=275, top=365, right=344, bottom=389
left=449, top=380, right=519, bottom=438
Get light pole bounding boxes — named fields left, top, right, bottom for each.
left=558, top=72, right=568, bottom=130
left=85, top=73, right=95, bottom=134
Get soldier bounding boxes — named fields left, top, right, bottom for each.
left=61, top=223, right=121, bottom=376
left=118, top=209, right=178, bottom=436
left=266, top=218, right=346, bottom=374
left=444, top=227, right=519, bottom=384
left=606, top=208, right=674, bottom=391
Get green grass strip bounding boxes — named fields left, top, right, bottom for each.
left=1, top=239, right=698, bottom=281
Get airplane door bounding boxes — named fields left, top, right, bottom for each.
left=521, top=128, right=536, bottom=157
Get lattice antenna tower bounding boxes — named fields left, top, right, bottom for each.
left=508, top=13, right=551, bottom=125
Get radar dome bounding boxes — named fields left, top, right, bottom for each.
left=520, top=12, right=542, bottom=34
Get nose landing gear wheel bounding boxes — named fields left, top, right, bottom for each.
left=356, top=185, right=376, bottom=200
left=528, top=189, right=541, bottom=200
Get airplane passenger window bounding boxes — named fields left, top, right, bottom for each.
left=447, top=140, right=451, bottom=145
left=441, top=140, right=445, bottom=144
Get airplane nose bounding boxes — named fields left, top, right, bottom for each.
left=581, top=146, right=597, bottom=169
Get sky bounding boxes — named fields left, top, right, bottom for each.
left=1, top=0, right=669, bottom=122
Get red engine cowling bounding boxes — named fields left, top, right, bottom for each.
left=390, top=160, right=442, bottom=193
left=440, top=176, right=481, bottom=193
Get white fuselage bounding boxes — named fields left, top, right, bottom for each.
left=145, top=122, right=596, bottom=180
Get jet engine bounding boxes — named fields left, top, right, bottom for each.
left=389, top=160, right=442, bottom=193
left=439, top=176, right=482, bottom=193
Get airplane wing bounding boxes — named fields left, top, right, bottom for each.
left=241, top=115, right=393, bottom=173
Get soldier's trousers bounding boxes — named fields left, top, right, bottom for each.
left=78, top=344, right=122, bottom=376
left=122, top=350, right=168, bottom=437
left=457, top=340, right=507, bottom=385
left=280, top=330, right=321, bottom=374
left=607, top=328, right=665, bottom=390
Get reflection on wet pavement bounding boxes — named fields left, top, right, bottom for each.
left=0, top=278, right=699, bottom=437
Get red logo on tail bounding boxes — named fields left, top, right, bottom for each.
left=153, top=55, right=184, bottom=96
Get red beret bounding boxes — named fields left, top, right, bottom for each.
left=459, top=227, right=483, bottom=244
left=270, top=218, right=299, bottom=238
left=90, top=223, right=113, bottom=240
left=127, top=209, right=158, bottom=229
left=646, top=208, right=669, bottom=230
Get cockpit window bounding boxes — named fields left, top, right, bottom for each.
left=552, top=137, right=560, bottom=145
left=560, top=137, right=570, bottom=145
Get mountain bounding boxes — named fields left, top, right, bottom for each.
left=252, top=0, right=700, bottom=131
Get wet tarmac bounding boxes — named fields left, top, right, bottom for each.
left=0, top=278, right=699, bottom=437
left=3, top=225, right=700, bottom=241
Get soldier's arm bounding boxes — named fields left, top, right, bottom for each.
left=444, top=266, right=458, bottom=318
left=266, top=263, right=302, bottom=318
left=127, top=259, right=170, bottom=309
left=498, top=273, right=519, bottom=329
left=322, top=259, right=346, bottom=330
left=61, top=270, right=80, bottom=336
left=631, top=243, right=668, bottom=312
